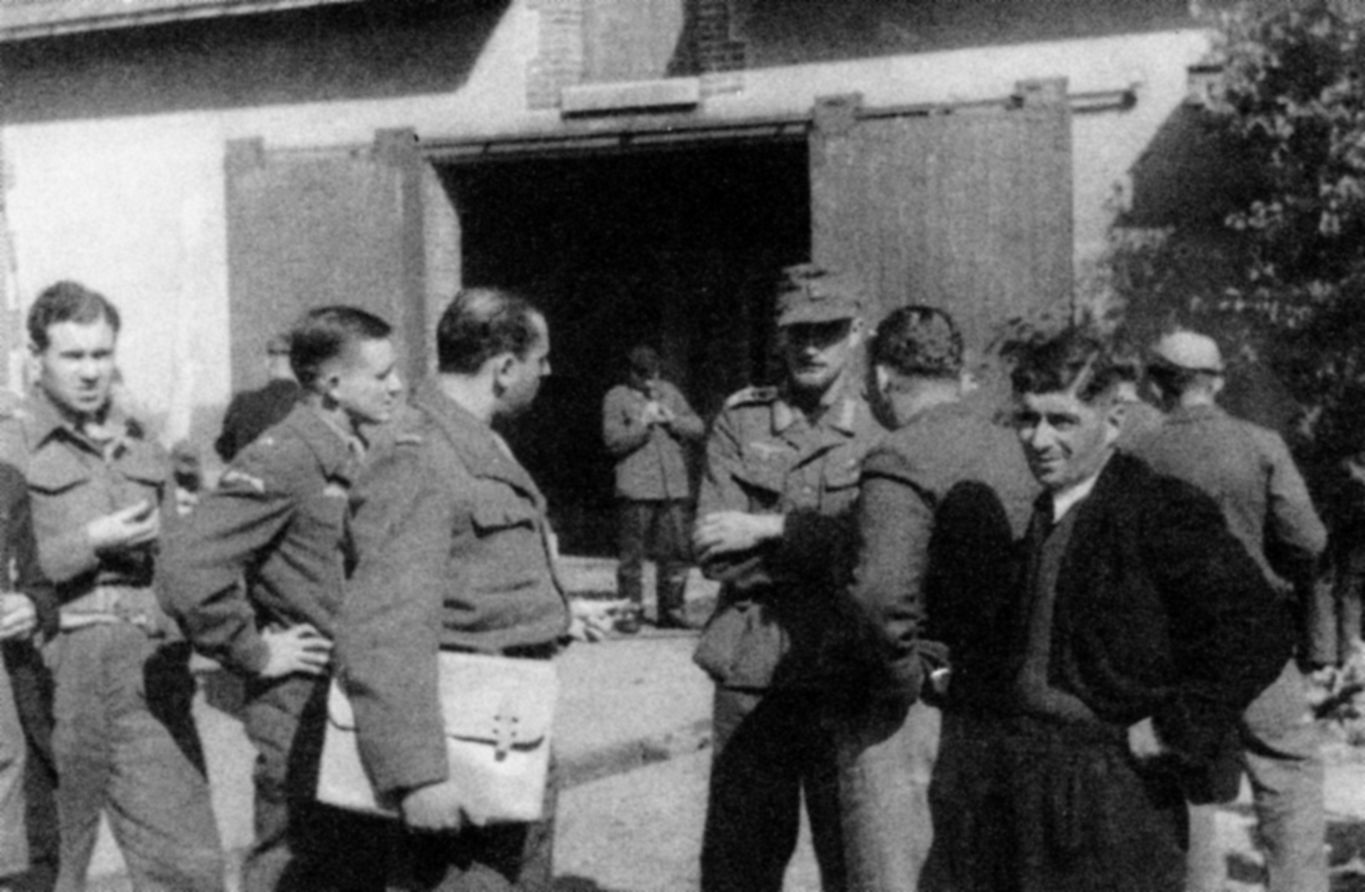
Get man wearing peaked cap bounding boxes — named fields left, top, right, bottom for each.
left=1149, top=329, right=1226, bottom=376
left=1132, top=327, right=1328, bottom=892
left=691, top=263, right=885, bottom=892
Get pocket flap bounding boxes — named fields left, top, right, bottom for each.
left=329, top=654, right=559, bottom=758
left=27, top=448, right=89, bottom=495
left=470, top=498, right=538, bottom=533
left=437, top=653, right=557, bottom=754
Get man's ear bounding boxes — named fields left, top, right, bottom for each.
left=1103, top=399, right=1127, bottom=445
left=490, top=352, right=517, bottom=394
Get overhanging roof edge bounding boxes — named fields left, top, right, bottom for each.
left=0, top=0, right=361, bottom=42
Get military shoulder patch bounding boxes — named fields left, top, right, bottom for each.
left=218, top=468, right=266, bottom=494
left=725, top=386, right=778, bottom=409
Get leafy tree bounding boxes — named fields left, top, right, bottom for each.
left=1107, top=0, right=1365, bottom=459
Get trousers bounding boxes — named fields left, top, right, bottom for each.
left=1186, top=659, right=1326, bottom=892
left=701, top=686, right=845, bottom=892
left=616, top=500, right=690, bottom=614
left=834, top=698, right=941, bottom=892
left=46, top=625, right=224, bottom=892
left=242, top=673, right=390, bottom=892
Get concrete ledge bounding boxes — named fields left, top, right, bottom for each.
left=560, top=718, right=711, bottom=791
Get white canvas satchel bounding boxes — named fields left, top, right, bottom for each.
left=317, top=651, right=558, bottom=826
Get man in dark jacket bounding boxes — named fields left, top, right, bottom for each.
left=835, top=306, right=1036, bottom=891
left=936, top=328, right=1290, bottom=892
left=215, top=334, right=301, bottom=463
left=161, top=306, right=404, bottom=891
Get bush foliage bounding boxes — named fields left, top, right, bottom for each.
left=1108, top=0, right=1365, bottom=457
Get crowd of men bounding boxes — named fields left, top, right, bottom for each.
left=0, top=265, right=1338, bottom=892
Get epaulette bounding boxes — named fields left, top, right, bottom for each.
left=724, top=386, right=778, bottom=409
left=218, top=468, right=267, bottom=494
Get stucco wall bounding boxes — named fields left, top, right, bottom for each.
left=0, top=0, right=1212, bottom=452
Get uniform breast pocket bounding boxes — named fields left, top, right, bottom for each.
left=470, top=492, right=539, bottom=538
left=732, top=463, right=786, bottom=511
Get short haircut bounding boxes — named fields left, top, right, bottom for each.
left=869, top=305, right=963, bottom=379
left=28, top=281, right=121, bottom=351
left=1008, top=327, right=1125, bottom=404
left=627, top=345, right=661, bottom=377
left=436, top=288, right=543, bottom=375
left=289, top=305, right=392, bottom=390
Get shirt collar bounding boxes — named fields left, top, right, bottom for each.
left=28, top=388, right=133, bottom=453
left=1049, top=459, right=1108, bottom=523
left=775, top=379, right=862, bottom=436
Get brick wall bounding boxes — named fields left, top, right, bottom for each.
left=527, top=0, right=748, bottom=109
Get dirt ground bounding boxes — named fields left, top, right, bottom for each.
left=79, top=559, right=1365, bottom=890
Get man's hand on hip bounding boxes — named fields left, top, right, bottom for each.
left=259, top=623, right=332, bottom=678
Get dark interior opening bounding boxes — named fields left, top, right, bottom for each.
left=439, top=140, right=811, bottom=555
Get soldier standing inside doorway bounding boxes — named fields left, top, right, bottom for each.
left=602, top=345, right=703, bottom=633
left=692, top=264, right=885, bottom=892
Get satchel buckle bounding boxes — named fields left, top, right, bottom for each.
left=492, top=699, right=519, bottom=760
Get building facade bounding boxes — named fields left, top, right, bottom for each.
left=1, top=0, right=1211, bottom=551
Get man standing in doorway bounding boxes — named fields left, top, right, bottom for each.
left=602, top=345, right=704, bottom=632
left=692, top=264, right=884, bottom=892
left=0, top=281, right=225, bottom=891
left=1132, top=329, right=1328, bottom=892
left=160, top=306, right=404, bottom=891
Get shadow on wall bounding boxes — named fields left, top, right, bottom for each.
left=736, top=0, right=1195, bottom=68
left=1, top=0, right=511, bottom=124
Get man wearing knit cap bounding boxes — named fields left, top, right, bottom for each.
left=602, top=345, right=704, bottom=632
left=692, top=263, right=885, bottom=892
left=1132, top=328, right=1328, bottom=892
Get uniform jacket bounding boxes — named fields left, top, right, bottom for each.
left=847, top=402, right=1037, bottom=696
left=601, top=380, right=703, bottom=500
left=159, top=403, right=362, bottom=675
left=975, top=453, right=1292, bottom=771
left=693, top=380, right=884, bottom=690
left=0, top=391, right=172, bottom=628
left=214, top=379, right=301, bottom=463
left=338, top=379, right=569, bottom=796
left=1130, top=404, right=1326, bottom=590
left=0, top=463, right=57, bottom=772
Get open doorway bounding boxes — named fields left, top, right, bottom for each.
left=439, top=140, right=811, bottom=554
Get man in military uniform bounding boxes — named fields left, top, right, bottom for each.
left=692, top=264, right=885, bottom=892
left=1131, top=329, right=1328, bottom=892
left=160, top=306, right=404, bottom=891
left=214, top=333, right=301, bottom=463
left=338, top=288, right=567, bottom=891
left=0, top=281, right=224, bottom=891
left=601, top=345, right=704, bottom=632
